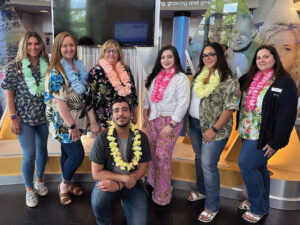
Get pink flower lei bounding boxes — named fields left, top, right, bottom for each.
left=99, top=58, right=131, bottom=96
left=151, top=66, right=176, bottom=103
left=244, top=69, right=273, bottom=111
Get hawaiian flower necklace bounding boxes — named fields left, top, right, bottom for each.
left=193, top=66, right=220, bottom=98
left=244, top=69, right=273, bottom=111
left=22, top=57, right=48, bottom=96
left=99, top=58, right=131, bottom=96
left=107, top=121, right=142, bottom=171
left=151, top=66, right=176, bottom=103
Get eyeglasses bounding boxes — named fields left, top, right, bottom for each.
left=202, top=52, right=216, bottom=59
left=105, top=49, right=119, bottom=54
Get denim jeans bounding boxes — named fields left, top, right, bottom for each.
left=91, top=182, right=148, bottom=225
left=60, top=140, right=84, bottom=183
left=18, top=122, right=48, bottom=188
left=238, top=139, right=270, bottom=215
left=188, top=116, right=205, bottom=195
left=201, top=138, right=228, bottom=212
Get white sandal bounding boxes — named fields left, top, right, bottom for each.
left=237, top=200, right=251, bottom=210
left=198, top=210, right=218, bottom=223
left=187, top=191, right=205, bottom=201
left=242, top=211, right=265, bottom=223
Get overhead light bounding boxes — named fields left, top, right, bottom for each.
left=40, top=10, right=48, bottom=13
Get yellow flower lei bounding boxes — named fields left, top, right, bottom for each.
left=193, top=66, right=220, bottom=98
left=107, top=121, right=142, bottom=171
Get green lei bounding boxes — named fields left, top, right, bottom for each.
left=21, top=57, right=48, bottom=96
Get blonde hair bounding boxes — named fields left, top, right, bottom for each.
left=15, top=31, right=49, bottom=63
left=261, top=23, right=300, bottom=95
left=99, top=39, right=125, bottom=64
left=47, top=32, right=78, bottom=76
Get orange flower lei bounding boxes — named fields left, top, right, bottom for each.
left=99, top=58, right=131, bottom=96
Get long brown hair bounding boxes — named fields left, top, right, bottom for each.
left=47, top=32, right=78, bottom=76
left=241, top=45, right=289, bottom=91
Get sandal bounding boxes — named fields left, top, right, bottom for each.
left=67, top=184, right=83, bottom=196
left=187, top=191, right=205, bottom=201
left=237, top=200, right=251, bottom=211
left=242, top=211, right=265, bottom=223
left=58, top=184, right=72, bottom=206
left=198, top=209, right=218, bottom=223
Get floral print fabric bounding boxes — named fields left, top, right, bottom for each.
left=239, top=80, right=273, bottom=140
left=147, top=116, right=183, bottom=205
left=84, top=65, right=137, bottom=128
left=1, top=61, right=47, bottom=126
left=44, top=69, right=88, bottom=143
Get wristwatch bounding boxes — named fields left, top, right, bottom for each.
left=169, top=122, right=176, bottom=128
left=10, top=114, right=17, bottom=120
left=70, top=123, right=76, bottom=129
left=211, top=126, right=219, bottom=133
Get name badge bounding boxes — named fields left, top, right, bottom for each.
left=271, top=87, right=282, bottom=93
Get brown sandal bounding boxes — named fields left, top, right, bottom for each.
left=68, top=184, right=83, bottom=196
left=58, top=184, right=72, bottom=205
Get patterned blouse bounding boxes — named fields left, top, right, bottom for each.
left=1, top=61, right=47, bottom=126
left=45, top=69, right=88, bottom=143
left=84, top=65, right=138, bottom=128
left=192, top=76, right=239, bottom=141
left=239, top=79, right=274, bottom=140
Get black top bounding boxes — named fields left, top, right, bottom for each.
left=237, top=75, right=298, bottom=150
left=90, top=128, right=151, bottom=174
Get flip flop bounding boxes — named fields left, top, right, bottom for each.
left=187, top=191, right=206, bottom=201
left=58, top=184, right=72, bottom=206
left=67, top=184, right=83, bottom=196
left=242, top=211, right=266, bottom=223
left=237, top=200, right=251, bottom=211
left=198, top=210, right=218, bottom=223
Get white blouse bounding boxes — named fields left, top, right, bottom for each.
left=189, top=87, right=201, bottom=120
left=143, top=72, right=190, bottom=122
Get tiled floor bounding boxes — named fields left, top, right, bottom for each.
left=0, top=182, right=300, bottom=225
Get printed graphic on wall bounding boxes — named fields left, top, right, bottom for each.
left=0, top=0, right=25, bottom=118
left=187, top=0, right=256, bottom=77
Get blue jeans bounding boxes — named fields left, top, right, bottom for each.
left=188, top=116, right=205, bottom=195
left=238, top=139, right=270, bottom=215
left=91, top=182, right=148, bottom=225
left=18, top=122, right=48, bottom=188
left=60, top=140, right=84, bottom=183
left=201, top=138, right=228, bottom=212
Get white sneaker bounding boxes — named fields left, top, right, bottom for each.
left=34, top=181, right=48, bottom=196
left=26, top=190, right=38, bottom=207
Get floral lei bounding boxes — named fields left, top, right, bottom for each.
left=22, top=57, right=48, bottom=96
left=61, top=58, right=88, bottom=94
left=151, top=66, right=176, bottom=103
left=193, top=66, right=220, bottom=98
left=107, top=121, right=142, bottom=171
left=244, top=69, right=273, bottom=111
left=99, top=58, right=131, bottom=96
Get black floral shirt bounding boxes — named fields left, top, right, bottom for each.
left=84, top=65, right=138, bottom=128
left=1, top=61, right=47, bottom=126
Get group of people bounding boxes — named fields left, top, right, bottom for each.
left=1, top=30, right=298, bottom=225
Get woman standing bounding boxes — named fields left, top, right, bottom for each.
left=191, top=42, right=239, bottom=223
left=238, top=45, right=298, bottom=223
left=1, top=31, right=49, bottom=207
left=84, top=39, right=137, bottom=134
left=143, top=45, right=190, bottom=206
left=45, top=32, right=88, bottom=205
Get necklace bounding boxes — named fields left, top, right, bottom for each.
left=107, top=121, right=142, bottom=171
left=151, top=66, right=176, bottom=103
left=193, top=66, right=220, bottom=98
left=99, top=58, right=131, bottom=96
left=244, top=69, right=273, bottom=111
left=22, top=57, right=48, bottom=96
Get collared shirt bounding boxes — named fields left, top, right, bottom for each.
left=195, top=76, right=239, bottom=141
left=143, top=72, right=190, bottom=123
left=1, top=61, right=47, bottom=126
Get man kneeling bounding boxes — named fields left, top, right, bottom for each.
left=90, top=97, right=151, bottom=225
